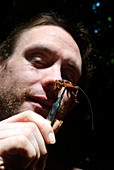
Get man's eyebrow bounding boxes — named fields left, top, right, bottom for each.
left=24, top=45, right=56, bottom=56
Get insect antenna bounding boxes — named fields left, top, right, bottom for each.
left=78, top=86, right=94, bottom=132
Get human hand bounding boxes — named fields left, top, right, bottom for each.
left=0, top=110, right=56, bottom=170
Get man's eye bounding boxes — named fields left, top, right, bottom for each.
left=32, top=57, right=46, bottom=67
left=32, top=58, right=42, bottom=64
left=27, top=53, right=46, bottom=67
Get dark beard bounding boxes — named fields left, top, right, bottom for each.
left=0, top=84, right=31, bottom=121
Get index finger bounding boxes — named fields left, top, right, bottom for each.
left=1, top=110, right=55, bottom=144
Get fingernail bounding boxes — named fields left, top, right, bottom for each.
left=48, top=132, right=56, bottom=144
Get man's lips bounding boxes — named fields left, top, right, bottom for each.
left=27, top=96, right=54, bottom=112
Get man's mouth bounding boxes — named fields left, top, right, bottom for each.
left=27, top=96, right=54, bottom=115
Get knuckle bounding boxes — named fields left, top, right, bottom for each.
left=23, top=122, right=38, bottom=136
left=40, top=119, right=51, bottom=129
left=17, top=135, right=28, bottom=147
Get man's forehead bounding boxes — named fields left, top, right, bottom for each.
left=17, top=25, right=80, bottom=55
left=20, top=25, right=75, bottom=43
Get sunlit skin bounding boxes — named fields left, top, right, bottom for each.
left=0, top=25, right=82, bottom=169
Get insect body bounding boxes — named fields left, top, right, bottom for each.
left=54, top=80, right=79, bottom=90
left=54, top=80, right=79, bottom=102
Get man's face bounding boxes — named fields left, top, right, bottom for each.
left=0, top=25, right=82, bottom=121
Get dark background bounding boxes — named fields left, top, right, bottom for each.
left=0, top=0, right=113, bottom=169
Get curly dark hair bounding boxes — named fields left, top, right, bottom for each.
left=0, top=11, right=98, bottom=88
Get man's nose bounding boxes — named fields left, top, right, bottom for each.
left=41, top=65, right=62, bottom=88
